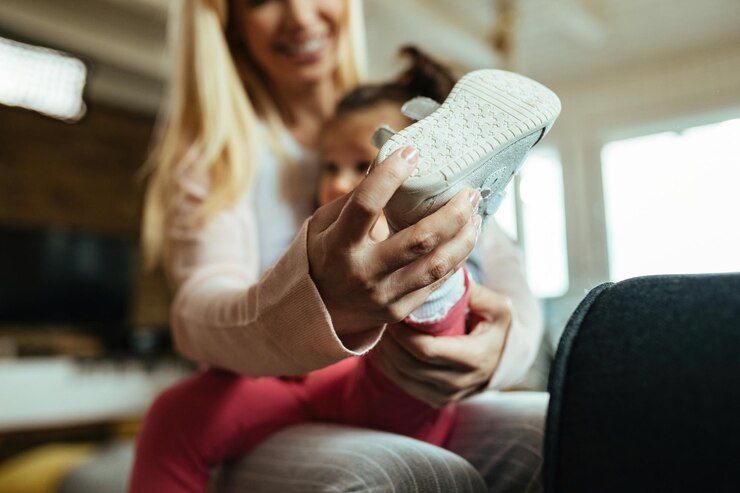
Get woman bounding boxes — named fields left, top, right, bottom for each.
left=134, top=0, right=546, bottom=491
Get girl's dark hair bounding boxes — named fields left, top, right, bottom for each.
left=336, top=46, right=455, bottom=116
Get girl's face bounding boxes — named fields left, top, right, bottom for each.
left=234, top=0, right=345, bottom=87
left=318, top=103, right=411, bottom=206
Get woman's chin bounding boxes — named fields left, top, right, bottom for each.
left=298, top=64, right=336, bottom=84
left=277, top=64, right=337, bottom=88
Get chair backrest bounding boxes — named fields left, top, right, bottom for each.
left=544, top=274, right=740, bottom=493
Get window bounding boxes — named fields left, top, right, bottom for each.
left=0, top=36, right=87, bottom=121
left=493, top=147, right=570, bottom=298
left=519, top=148, right=569, bottom=298
left=494, top=182, right=517, bottom=240
left=602, top=117, right=740, bottom=281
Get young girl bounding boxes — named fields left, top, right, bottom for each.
left=131, top=48, right=480, bottom=492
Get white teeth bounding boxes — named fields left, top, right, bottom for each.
left=286, top=37, right=326, bottom=55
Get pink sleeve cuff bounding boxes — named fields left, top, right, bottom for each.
left=171, top=219, right=385, bottom=376
left=280, top=219, right=385, bottom=362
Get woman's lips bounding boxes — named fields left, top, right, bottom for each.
left=276, top=35, right=330, bottom=64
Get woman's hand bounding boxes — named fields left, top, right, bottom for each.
left=308, top=146, right=481, bottom=338
left=368, top=282, right=512, bottom=408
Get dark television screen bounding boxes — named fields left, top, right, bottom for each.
left=0, top=226, right=133, bottom=325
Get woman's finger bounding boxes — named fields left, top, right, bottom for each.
left=389, top=319, right=505, bottom=370
left=381, top=252, right=471, bottom=321
left=447, top=384, right=485, bottom=404
left=370, top=338, right=450, bottom=408
left=310, top=191, right=353, bottom=233
left=382, top=335, right=484, bottom=402
left=384, top=363, right=449, bottom=408
left=374, top=328, right=494, bottom=405
left=335, top=147, right=419, bottom=244
left=384, top=325, right=457, bottom=366
left=404, top=361, right=486, bottom=394
left=468, top=281, right=512, bottom=322
left=373, top=187, right=480, bottom=275
left=383, top=214, right=479, bottom=302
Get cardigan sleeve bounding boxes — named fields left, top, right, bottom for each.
left=477, top=222, right=544, bottom=390
left=164, top=172, right=384, bottom=376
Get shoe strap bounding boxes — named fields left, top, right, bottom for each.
left=401, top=96, right=440, bottom=121
left=371, top=125, right=396, bottom=150
left=479, top=172, right=508, bottom=218
left=371, top=97, right=440, bottom=150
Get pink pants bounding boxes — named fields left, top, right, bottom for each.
left=130, top=285, right=470, bottom=492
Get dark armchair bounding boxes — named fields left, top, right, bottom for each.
left=545, top=274, right=740, bottom=493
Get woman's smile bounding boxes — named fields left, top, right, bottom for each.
left=236, top=0, right=345, bottom=84
left=274, top=32, right=331, bottom=64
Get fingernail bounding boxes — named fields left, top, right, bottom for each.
left=473, top=214, right=482, bottom=235
left=400, top=146, right=419, bottom=168
left=469, top=189, right=481, bottom=212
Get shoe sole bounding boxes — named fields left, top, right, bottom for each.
left=376, top=69, right=561, bottom=230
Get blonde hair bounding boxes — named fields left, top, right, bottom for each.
left=141, top=0, right=366, bottom=269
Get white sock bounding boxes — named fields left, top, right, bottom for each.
left=408, top=269, right=466, bottom=323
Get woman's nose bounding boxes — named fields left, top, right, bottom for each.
left=285, top=0, right=317, bottom=28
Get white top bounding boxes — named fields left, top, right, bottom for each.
left=250, top=132, right=321, bottom=274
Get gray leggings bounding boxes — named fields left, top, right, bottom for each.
left=61, top=392, right=547, bottom=493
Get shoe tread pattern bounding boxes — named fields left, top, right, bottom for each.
left=377, top=69, right=561, bottom=184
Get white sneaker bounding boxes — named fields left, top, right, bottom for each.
left=374, top=69, right=561, bottom=232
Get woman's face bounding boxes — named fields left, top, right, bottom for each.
left=234, top=0, right=345, bottom=87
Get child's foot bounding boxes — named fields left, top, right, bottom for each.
left=374, top=69, right=561, bottom=232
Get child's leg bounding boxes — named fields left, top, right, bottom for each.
left=314, top=269, right=470, bottom=446
left=404, top=268, right=469, bottom=336
left=405, top=268, right=469, bottom=335
left=129, top=369, right=309, bottom=493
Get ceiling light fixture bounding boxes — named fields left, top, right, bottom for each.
left=0, top=36, right=87, bottom=122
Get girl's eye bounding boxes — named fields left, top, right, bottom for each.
left=323, top=163, right=339, bottom=175
left=357, top=161, right=371, bottom=174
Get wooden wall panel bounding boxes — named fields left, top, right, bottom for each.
left=0, top=104, right=170, bottom=327
left=0, top=105, right=152, bottom=235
